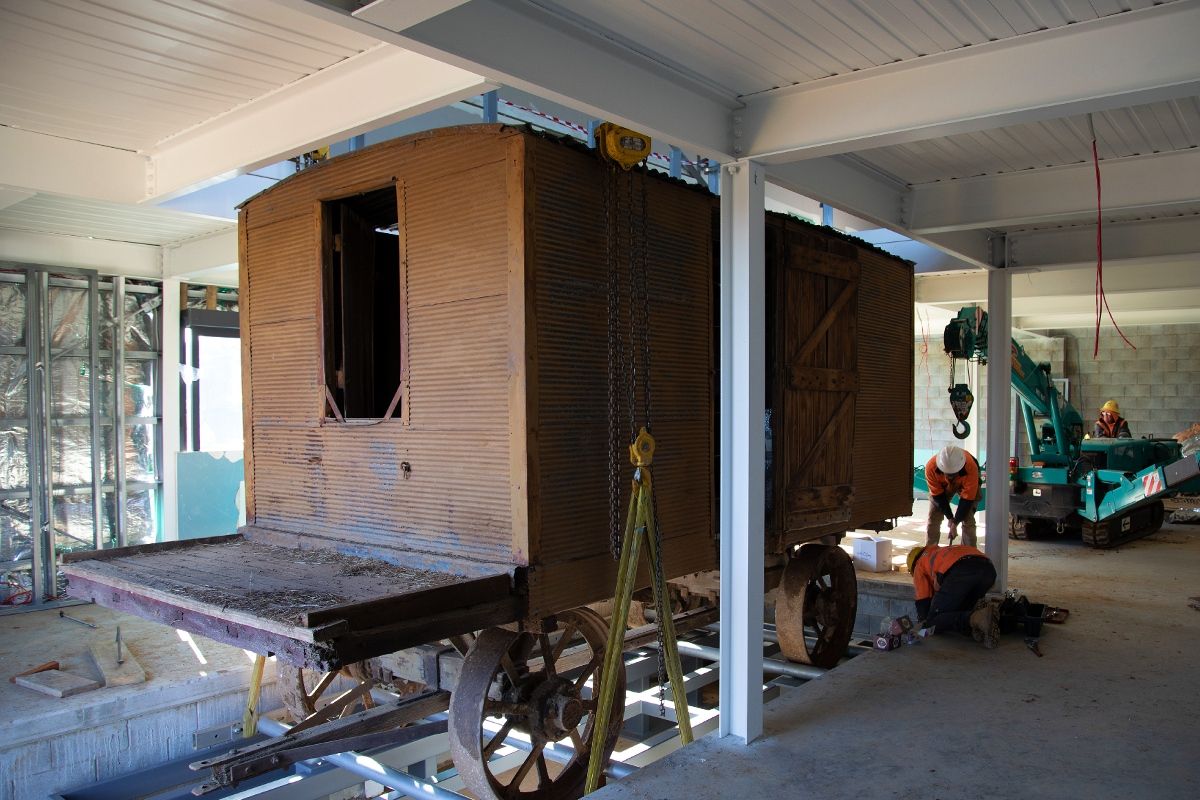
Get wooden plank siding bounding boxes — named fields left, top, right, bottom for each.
left=765, top=215, right=914, bottom=550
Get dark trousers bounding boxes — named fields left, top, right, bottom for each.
left=928, top=558, right=997, bottom=635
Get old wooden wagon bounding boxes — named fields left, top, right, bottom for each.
left=61, top=124, right=912, bottom=799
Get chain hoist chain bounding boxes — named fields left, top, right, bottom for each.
left=638, top=169, right=653, bottom=431
left=606, top=162, right=623, bottom=560
left=632, top=164, right=668, bottom=714
left=623, top=169, right=638, bottom=443
left=602, top=152, right=669, bottom=714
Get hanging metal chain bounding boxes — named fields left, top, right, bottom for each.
left=623, top=169, right=638, bottom=444
left=637, top=169, right=653, bottom=432
left=630, top=168, right=666, bottom=709
left=600, top=143, right=670, bottom=714
left=606, top=162, right=623, bottom=560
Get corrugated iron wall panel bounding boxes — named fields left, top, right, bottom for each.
left=241, top=126, right=516, bottom=568
left=248, top=320, right=323, bottom=426
left=524, top=137, right=715, bottom=612
left=408, top=294, right=510, bottom=431
left=851, top=250, right=915, bottom=526
left=244, top=128, right=513, bottom=230
left=243, top=216, right=321, bottom=328
left=251, top=426, right=512, bottom=564
left=406, top=160, right=510, bottom=308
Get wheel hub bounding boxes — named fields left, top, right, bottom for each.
left=530, top=676, right=583, bottom=740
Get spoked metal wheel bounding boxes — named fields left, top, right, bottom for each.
left=279, top=661, right=376, bottom=726
left=449, top=607, right=626, bottom=800
left=775, top=543, right=857, bottom=668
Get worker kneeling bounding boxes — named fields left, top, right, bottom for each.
left=908, top=545, right=1000, bottom=648
left=925, top=445, right=981, bottom=547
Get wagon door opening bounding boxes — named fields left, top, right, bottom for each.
left=321, top=187, right=404, bottom=421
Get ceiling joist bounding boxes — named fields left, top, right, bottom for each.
left=147, top=44, right=493, bottom=201
left=0, top=126, right=147, bottom=205
left=350, top=0, right=738, bottom=162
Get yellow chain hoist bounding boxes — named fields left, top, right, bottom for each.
left=585, top=127, right=692, bottom=795
left=594, top=122, right=652, bottom=170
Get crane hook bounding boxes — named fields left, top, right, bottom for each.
left=952, top=420, right=971, bottom=439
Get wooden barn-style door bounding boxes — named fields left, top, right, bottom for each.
left=773, top=233, right=861, bottom=546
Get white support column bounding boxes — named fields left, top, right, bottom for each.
left=984, top=269, right=1011, bottom=589
left=161, top=278, right=181, bottom=541
left=718, top=160, right=766, bottom=743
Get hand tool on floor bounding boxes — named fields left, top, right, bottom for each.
left=59, top=610, right=97, bottom=628
left=115, top=626, right=124, bottom=666
left=9, top=661, right=59, bottom=683
left=1025, top=637, right=1043, bottom=657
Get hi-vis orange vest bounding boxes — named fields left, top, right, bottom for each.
left=924, top=452, right=981, bottom=502
left=912, top=545, right=988, bottom=601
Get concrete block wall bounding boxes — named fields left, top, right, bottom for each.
left=2, top=667, right=281, bottom=800
left=853, top=578, right=916, bottom=639
left=913, top=333, right=961, bottom=465
left=1048, top=324, right=1200, bottom=440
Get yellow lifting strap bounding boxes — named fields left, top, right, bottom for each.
left=585, top=427, right=693, bottom=794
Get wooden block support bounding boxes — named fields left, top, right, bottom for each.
left=15, top=669, right=101, bottom=697
left=8, top=661, right=59, bottom=683
left=88, top=640, right=147, bottom=687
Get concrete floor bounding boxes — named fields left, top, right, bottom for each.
left=595, top=515, right=1200, bottom=800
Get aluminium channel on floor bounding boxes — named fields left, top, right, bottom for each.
left=53, top=628, right=853, bottom=800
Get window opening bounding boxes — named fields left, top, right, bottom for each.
left=322, top=186, right=403, bottom=421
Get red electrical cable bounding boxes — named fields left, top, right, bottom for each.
left=1092, top=137, right=1134, bottom=357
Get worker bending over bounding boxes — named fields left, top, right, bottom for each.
left=1093, top=399, right=1132, bottom=439
left=924, top=445, right=981, bottom=547
left=908, top=545, right=999, bottom=648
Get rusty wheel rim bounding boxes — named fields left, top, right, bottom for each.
left=775, top=543, right=857, bottom=668
left=449, top=607, right=626, bottom=800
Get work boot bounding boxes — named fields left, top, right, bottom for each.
left=969, top=599, right=1000, bottom=649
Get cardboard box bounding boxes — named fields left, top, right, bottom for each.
left=853, top=536, right=893, bottom=572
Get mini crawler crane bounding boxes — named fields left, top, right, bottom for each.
left=941, top=306, right=1200, bottom=547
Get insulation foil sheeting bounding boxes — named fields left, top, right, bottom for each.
left=0, top=282, right=25, bottom=346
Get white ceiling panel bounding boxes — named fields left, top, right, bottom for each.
left=0, top=193, right=231, bottom=246
left=531, top=0, right=1168, bottom=97
left=0, top=0, right=379, bottom=151
left=856, top=97, right=1200, bottom=184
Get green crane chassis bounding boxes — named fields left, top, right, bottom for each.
left=1010, top=438, right=1200, bottom=548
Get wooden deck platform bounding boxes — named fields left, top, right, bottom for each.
left=61, top=534, right=519, bottom=669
